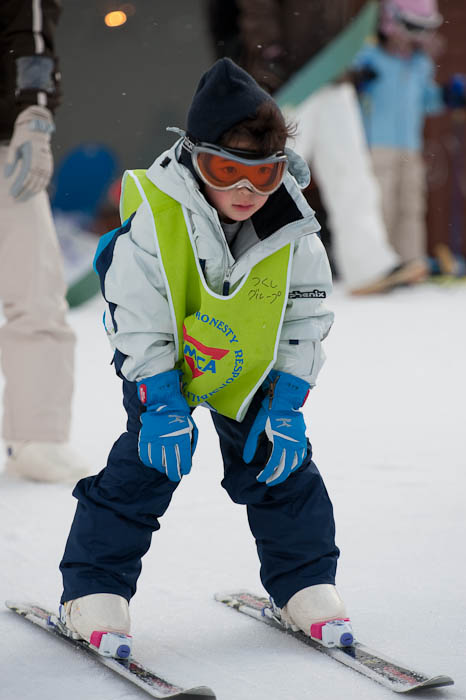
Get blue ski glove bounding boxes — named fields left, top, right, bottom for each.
left=243, top=370, right=310, bottom=487
left=443, top=74, right=466, bottom=109
left=137, top=369, right=198, bottom=482
left=350, top=64, right=379, bottom=93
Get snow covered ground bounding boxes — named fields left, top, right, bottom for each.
left=1, top=281, right=465, bottom=700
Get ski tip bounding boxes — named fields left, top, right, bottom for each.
left=420, top=675, right=455, bottom=690
left=397, top=675, right=455, bottom=693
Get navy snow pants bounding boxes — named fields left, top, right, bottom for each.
left=60, top=379, right=339, bottom=608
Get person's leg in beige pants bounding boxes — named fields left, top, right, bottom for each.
left=396, top=150, right=427, bottom=264
left=371, top=147, right=427, bottom=265
left=0, top=146, right=75, bottom=442
left=0, top=145, right=88, bottom=482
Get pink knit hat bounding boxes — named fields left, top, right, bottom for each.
left=380, top=0, right=443, bottom=36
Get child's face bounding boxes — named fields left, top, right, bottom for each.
left=386, top=32, right=416, bottom=56
left=203, top=136, right=270, bottom=222
left=386, top=27, right=435, bottom=57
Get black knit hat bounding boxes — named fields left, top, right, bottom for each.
left=186, top=58, right=274, bottom=144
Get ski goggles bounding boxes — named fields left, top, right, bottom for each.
left=393, top=8, right=441, bottom=33
left=188, top=140, right=288, bottom=195
left=399, top=17, right=434, bottom=33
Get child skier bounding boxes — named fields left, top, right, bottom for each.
left=59, top=58, right=351, bottom=656
left=353, top=0, right=465, bottom=279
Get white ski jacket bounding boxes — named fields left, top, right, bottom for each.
left=98, top=138, right=334, bottom=391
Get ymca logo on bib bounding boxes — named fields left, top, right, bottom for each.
left=181, top=315, right=245, bottom=408
left=182, top=325, right=229, bottom=378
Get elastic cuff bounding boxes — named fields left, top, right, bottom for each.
left=268, top=369, right=310, bottom=407
left=137, top=369, right=181, bottom=405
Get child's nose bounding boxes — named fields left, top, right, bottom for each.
left=236, top=185, right=255, bottom=197
left=236, top=181, right=255, bottom=194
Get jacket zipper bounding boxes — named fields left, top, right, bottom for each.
left=267, top=375, right=279, bottom=409
left=223, top=265, right=233, bottom=296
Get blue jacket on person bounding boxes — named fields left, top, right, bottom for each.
left=353, top=43, right=444, bottom=152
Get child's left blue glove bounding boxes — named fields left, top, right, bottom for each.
left=243, top=370, right=310, bottom=487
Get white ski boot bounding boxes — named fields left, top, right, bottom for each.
left=279, top=584, right=354, bottom=648
left=61, top=593, right=132, bottom=659
left=5, top=441, right=90, bottom=484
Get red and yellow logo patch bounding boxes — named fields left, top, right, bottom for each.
left=183, top=326, right=229, bottom=379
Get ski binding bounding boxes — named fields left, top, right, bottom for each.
left=215, top=590, right=454, bottom=694
left=6, top=600, right=216, bottom=698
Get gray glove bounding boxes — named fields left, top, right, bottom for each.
left=4, top=106, right=55, bottom=202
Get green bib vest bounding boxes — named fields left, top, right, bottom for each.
left=121, top=169, right=293, bottom=421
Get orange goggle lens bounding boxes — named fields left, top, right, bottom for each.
left=195, top=152, right=287, bottom=194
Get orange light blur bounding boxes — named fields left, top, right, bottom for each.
left=104, top=11, right=127, bottom=27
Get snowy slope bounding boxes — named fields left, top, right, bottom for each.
left=1, top=282, right=465, bottom=700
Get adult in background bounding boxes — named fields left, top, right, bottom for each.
left=0, top=0, right=88, bottom=482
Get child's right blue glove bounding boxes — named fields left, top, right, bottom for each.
left=243, top=370, right=310, bottom=487
left=137, top=369, right=198, bottom=482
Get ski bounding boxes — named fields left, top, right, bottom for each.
left=215, top=591, right=454, bottom=694
left=6, top=601, right=216, bottom=699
